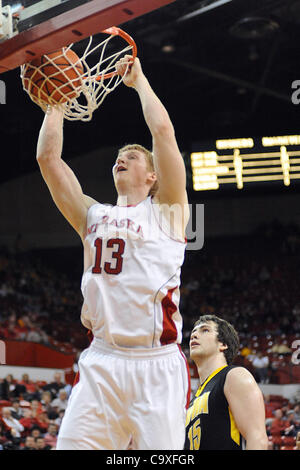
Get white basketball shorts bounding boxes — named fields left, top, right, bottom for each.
left=56, top=337, right=190, bottom=450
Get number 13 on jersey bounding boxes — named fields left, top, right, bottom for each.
left=92, top=237, right=125, bottom=275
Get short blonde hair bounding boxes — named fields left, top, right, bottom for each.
left=118, top=144, right=158, bottom=197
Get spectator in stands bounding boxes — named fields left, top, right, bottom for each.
left=267, top=409, right=291, bottom=439
left=286, top=407, right=300, bottom=437
left=44, top=423, right=58, bottom=449
left=22, top=435, right=37, bottom=450
left=19, top=409, right=39, bottom=436
left=251, top=351, right=269, bottom=384
left=1, top=407, right=24, bottom=438
left=14, top=317, right=29, bottom=340
left=2, top=427, right=22, bottom=450
left=0, top=419, right=8, bottom=448
left=35, top=410, right=50, bottom=433
left=42, top=372, right=65, bottom=399
left=40, top=390, right=52, bottom=409
left=283, top=421, right=298, bottom=438
left=30, top=398, right=43, bottom=417
left=0, top=377, right=9, bottom=400
left=31, top=427, right=42, bottom=440
left=258, top=265, right=270, bottom=282
left=10, top=399, right=23, bottom=420
left=36, top=436, right=52, bottom=450
left=291, top=390, right=300, bottom=406
left=64, top=381, right=72, bottom=399
left=270, top=341, right=292, bottom=355
left=240, top=344, right=252, bottom=359
left=292, top=403, right=300, bottom=422
left=4, top=374, right=18, bottom=399
left=18, top=373, right=37, bottom=400
left=281, top=403, right=291, bottom=421
left=40, top=391, right=59, bottom=420
left=51, top=389, right=69, bottom=411
left=26, top=327, right=49, bottom=344
left=4, top=374, right=29, bottom=399
left=268, top=355, right=281, bottom=384
left=264, top=395, right=276, bottom=421
left=54, top=409, right=65, bottom=428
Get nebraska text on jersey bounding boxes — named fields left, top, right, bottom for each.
left=81, top=197, right=187, bottom=348
left=87, top=216, right=144, bottom=239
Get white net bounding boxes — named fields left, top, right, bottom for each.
left=20, top=27, right=135, bottom=121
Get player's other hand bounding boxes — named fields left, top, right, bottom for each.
left=115, top=55, right=143, bottom=88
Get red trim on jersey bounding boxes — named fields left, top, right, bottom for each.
left=177, top=345, right=191, bottom=409
left=160, top=286, right=178, bottom=345
left=87, top=329, right=94, bottom=343
left=73, top=371, right=80, bottom=387
left=72, top=329, right=94, bottom=388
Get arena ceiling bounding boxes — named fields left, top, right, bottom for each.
left=1, top=0, right=300, bottom=191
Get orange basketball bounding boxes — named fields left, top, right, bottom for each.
left=23, top=48, right=84, bottom=106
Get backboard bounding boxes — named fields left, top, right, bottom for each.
left=0, top=0, right=175, bottom=73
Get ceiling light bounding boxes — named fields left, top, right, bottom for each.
left=230, top=17, right=280, bottom=39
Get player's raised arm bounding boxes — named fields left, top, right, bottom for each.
left=116, top=56, right=188, bottom=209
left=36, top=106, right=97, bottom=239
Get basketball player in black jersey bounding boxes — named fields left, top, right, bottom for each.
left=185, top=315, right=268, bottom=450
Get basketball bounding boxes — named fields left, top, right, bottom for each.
left=22, top=48, right=84, bottom=106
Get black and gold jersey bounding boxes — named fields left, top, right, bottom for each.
left=185, top=365, right=245, bottom=450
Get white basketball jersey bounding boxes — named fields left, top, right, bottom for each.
left=80, top=196, right=186, bottom=348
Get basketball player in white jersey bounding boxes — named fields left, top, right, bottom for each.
left=36, top=55, right=191, bottom=450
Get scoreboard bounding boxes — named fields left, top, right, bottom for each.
left=190, top=135, right=300, bottom=191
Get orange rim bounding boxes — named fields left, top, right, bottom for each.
left=95, top=26, right=137, bottom=81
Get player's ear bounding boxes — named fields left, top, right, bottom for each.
left=147, top=171, right=157, bottom=184
left=219, top=343, right=228, bottom=352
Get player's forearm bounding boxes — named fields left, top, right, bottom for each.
left=134, top=74, right=175, bottom=137
left=36, top=107, right=64, bottom=162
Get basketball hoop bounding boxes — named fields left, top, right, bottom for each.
left=20, top=26, right=137, bottom=121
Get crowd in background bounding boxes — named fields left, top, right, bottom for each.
left=0, top=370, right=299, bottom=450
left=0, top=372, right=69, bottom=450
left=1, top=219, right=300, bottom=354
left=0, top=219, right=300, bottom=449
left=0, top=245, right=88, bottom=352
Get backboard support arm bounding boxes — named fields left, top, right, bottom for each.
left=0, top=0, right=175, bottom=74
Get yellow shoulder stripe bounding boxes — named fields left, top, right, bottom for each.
left=195, top=365, right=228, bottom=397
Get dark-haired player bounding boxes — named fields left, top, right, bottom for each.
left=185, top=315, right=268, bottom=450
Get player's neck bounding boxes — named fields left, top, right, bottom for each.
left=116, top=188, right=149, bottom=206
left=196, top=355, right=227, bottom=386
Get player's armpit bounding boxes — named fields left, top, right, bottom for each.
left=152, top=191, right=189, bottom=242
left=83, top=194, right=99, bottom=209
